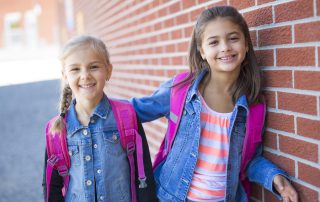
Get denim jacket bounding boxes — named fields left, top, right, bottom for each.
left=131, top=70, right=288, bottom=202
left=65, top=95, right=131, bottom=202
left=43, top=95, right=158, bottom=202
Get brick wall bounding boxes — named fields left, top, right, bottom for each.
left=73, top=0, right=320, bottom=201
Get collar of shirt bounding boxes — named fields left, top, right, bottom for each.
left=66, top=94, right=111, bottom=136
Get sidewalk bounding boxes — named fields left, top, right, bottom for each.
left=0, top=46, right=61, bottom=201
left=0, top=79, right=60, bottom=202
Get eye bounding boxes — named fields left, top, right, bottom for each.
left=90, top=65, right=99, bottom=69
left=209, top=40, right=218, bottom=46
left=229, top=37, right=239, bottom=42
left=70, top=67, right=80, bottom=72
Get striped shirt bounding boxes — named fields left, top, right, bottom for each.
left=187, top=95, right=232, bottom=202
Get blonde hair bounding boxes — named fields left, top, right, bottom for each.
left=50, top=35, right=111, bottom=133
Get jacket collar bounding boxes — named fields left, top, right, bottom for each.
left=66, top=94, right=111, bottom=136
left=186, top=69, right=206, bottom=103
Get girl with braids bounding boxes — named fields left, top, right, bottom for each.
left=42, top=35, right=157, bottom=202
left=131, top=6, right=298, bottom=202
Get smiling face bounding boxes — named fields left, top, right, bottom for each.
left=62, top=46, right=111, bottom=106
left=200, top=17, right=248, bottom=77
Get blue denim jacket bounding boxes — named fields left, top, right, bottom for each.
left=131, top=70, right=287, bottom=202
left=65, top=95, right=131, bottom=202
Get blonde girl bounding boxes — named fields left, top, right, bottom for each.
left=42, top=35, right=157, bottom=202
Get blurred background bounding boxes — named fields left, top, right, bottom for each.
left=0, top=0, right=319, bottom=202
left=0, top=0, right=72, bottom=201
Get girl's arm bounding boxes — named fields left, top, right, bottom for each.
left=136, top=119, right=159, bottom=202
left=43, top=151, right=65, bottom=202
left=130, top=78, right=173, bottom=123
left=246, top=116, right=298, bottom=201
left=246, top=143, right=293, bottom=200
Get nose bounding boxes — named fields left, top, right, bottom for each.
left=80, top=68, right=91, bottom=80
left=220, top=40, right=231, bottom=52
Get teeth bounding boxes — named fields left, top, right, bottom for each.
left=220, top=56, right=234, bottom=60
left=80, top=84, right=94, bottom=88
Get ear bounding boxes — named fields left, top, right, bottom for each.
left=106, top=64, right=113, bottom=81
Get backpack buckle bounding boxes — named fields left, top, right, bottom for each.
left=126, top=142, right=135, bottom=155
left=57, top=165, right=69, bottom=177
left=47, top=155, right=58, bottom=166
left=138, top=177, right=147, bottom=188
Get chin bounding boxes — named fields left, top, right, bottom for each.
left=218, top=65, right=239, bottom=72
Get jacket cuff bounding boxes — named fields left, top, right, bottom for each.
left=264, top=170, right=289, bottom=200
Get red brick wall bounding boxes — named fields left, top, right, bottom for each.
left=74, top=0, right=320, bottom=201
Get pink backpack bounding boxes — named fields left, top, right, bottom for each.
left=153, top=72, right=266, bottom=199
left=45, top=99, right=147, bottom=202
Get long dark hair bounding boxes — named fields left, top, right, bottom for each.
left=184, top=6, right=262, bottom=105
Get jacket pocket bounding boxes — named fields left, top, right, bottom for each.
left=68, top=145, right=80, bottom=166
left=103, top=130, right=124, bottom=156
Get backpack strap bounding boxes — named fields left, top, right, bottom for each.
left=240, top=102, right=266, bottom=199
left=153, top=72, right=191, bottom=169
left=109, top=99, right=147, bottom=202
left=45, top=115, right=70, bottom=202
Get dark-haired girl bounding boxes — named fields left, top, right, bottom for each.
left=132, top=6, right=298, bottom=202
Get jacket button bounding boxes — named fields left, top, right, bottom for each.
left=93, top=144, right=98, bottom=149
left=86, top=180, right=92, bottom=186
left=97, top=169, right=102, bottom=174
left=85, top=155, right=91, bottom=161
left=82, top=129, right=88, bottom=136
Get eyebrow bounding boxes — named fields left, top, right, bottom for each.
left=89, top=61, right=104, bottom=65
left=207, top=31, right=241, bottom=40
left=66, top=61, right=104, bottom=67
left=66, top=64, right=79, bottom=68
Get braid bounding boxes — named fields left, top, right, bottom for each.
left=60, top=85, right=72, bottom=115
left=50, top=85, right=72, bottom=134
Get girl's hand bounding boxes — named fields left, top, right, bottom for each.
left=273, top=175, right=298, bottom=202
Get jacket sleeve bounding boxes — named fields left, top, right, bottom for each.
left=246, top=126, right=289, bottom=200
left=130, top=78, right=173, bottom=123
left=43, top=150, right=65, bottom=202
left=135, top=119, right=159, bottom=202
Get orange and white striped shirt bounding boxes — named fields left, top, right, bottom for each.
left=187, top=95, right=231, bottom=202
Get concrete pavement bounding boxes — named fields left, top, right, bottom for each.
left=0, top=79, right=60, bottom=201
